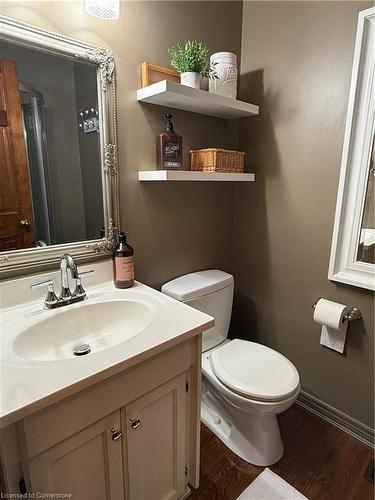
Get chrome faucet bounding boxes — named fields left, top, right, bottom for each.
left=31, top=253, right=94, bottom=309
left=60, top=253, right=79, bottom=301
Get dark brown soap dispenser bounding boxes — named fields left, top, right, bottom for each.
left=156, top=113, right=183, bottom=170
left=114, top=232, right=134, bottom=288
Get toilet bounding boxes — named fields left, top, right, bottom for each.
left=162, top=269, right=300, bottom=466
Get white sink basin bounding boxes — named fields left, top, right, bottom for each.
left=12, top=299, right=153, bottom=362
left=0, top=269, right=214, bottom=426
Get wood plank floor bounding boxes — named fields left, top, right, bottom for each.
left=190, top=405, right=374, bottom=500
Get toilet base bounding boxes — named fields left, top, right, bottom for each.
left=201, top=384, right=284, bottom=466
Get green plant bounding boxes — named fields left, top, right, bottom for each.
left=169, top=41, right=217, bottom=78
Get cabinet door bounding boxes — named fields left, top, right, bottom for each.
left=27, top=411, right=124, bottom=500
left=124, top=374, right=186, bottom=500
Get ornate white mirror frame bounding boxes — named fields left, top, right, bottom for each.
left=328, top=7, right=374, bottom=291
left=0, top=16, right=120, bottom=275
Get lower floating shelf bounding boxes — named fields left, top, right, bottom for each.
left=138, top=170, right=255, bottom=182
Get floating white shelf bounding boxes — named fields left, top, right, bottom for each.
left=137, top=80, right=259, bottom=119
left=138, top=170, right=255, bottom=182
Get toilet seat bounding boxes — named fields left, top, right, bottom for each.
left=210, top=339, right=300, bottom=402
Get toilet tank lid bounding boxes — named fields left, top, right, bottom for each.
left=162, top=270, right=233, bottom=301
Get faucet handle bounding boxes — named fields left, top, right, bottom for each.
left=31, top=279, right=58, bottom=308
left=78, top=269, right=95, bottom=278
left=31, top=278, right=54, bottom=289
left=74, top=269, right=95, bottom=297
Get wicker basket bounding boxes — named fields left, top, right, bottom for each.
left=190, top=148, right=245, bottom=173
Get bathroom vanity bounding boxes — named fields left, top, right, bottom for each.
left=0, top=262, right=214, bottom=499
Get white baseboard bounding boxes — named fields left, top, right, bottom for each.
left=180, top=486, right=191, bottom=499
left=296, top=390, right=374, bottom=449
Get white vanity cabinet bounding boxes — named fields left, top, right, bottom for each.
left=124, top=374, right=186, bottom=500
left=0, top=336, right=202, bottom=500
left=27, top=411, right=124, bottom=500
left=27, top=375, right=186, bottom=500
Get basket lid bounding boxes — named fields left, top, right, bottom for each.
left=190, top=148, right=245, bottom=155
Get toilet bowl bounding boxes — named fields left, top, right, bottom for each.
left=201, top=342, right=300, bottom=465
left=162, top=270, right=300, bottom=466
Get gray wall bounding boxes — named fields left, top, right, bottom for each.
left=233, top=1, right=374, bottom=427
left=74, top=62, right=104, bottom=240
left=113, top=1, right=242, bottom=287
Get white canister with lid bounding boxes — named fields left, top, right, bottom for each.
left=209, top=52, right=238, bottom=99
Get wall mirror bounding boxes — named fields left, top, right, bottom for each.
left=0, top=16, right=119, bottom=275
left=328, top=7, right=374, bottom=291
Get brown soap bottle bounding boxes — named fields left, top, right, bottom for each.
left=156, top=113, right=183, bottom=170
left=114, top=232, right=134, bottom=288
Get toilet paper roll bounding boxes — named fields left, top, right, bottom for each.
left=313, top=298, right=350, bottom=354
left=313, top=298, right=350, bottom=331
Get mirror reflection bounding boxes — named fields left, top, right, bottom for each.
left=357, top=134, right=375, bottom=264
left=0, top=40, right=104, bottom=251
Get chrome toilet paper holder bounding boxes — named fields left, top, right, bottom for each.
left=312, top=299, right=362, bottom=322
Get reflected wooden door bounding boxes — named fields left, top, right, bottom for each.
left=0, top=58, right=35, bottom=250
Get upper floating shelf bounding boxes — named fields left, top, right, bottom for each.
left=137, top=80, right=259, bottom=119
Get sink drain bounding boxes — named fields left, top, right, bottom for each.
left=73, top=344, right=91, bottom=356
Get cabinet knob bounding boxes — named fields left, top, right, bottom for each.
left=111, top=428, right=122, bottom=441
left=130, top=417, right=141, bottom=429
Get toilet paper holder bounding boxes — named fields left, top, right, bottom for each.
left=312, top=299, right=362, bottom=322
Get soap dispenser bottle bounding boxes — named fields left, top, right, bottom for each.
left=156, top=113, right=183, bottom=170
left=114, top=232, right=134, bottom=288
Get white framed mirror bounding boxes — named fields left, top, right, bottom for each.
left=0, top=16, right=120, bottom=275
left=328, top=7, right=374, bottom=291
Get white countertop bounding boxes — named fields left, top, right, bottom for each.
left=0, top=263, right=214, bottom=428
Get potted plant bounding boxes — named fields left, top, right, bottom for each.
left=169, top=40, right=216, bottom=89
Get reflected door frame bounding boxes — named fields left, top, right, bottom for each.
left=328, top=7, right=375, bottom=291
left=0, top=58, right=36, bottom=250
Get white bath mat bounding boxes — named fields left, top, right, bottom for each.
left=237, top=468, right=308, bottom=500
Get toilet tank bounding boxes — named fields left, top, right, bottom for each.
left=162, top=270, right=234, bottom=352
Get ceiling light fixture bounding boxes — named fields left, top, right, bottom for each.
left=85, top=0, right=120, bottom=20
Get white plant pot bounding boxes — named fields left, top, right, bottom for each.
left=180, top=72, right=201, bottom=89
left=209, top=52, right=238, bottom=99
